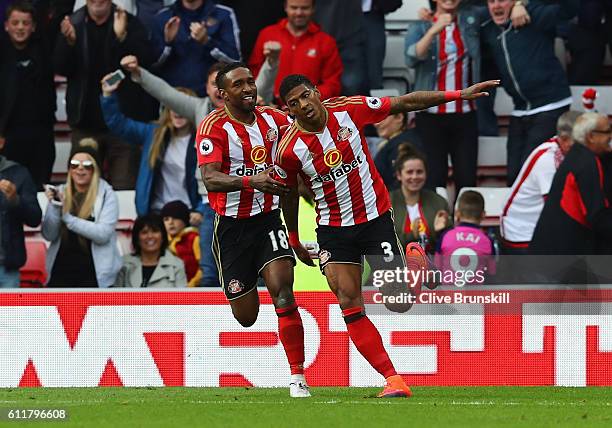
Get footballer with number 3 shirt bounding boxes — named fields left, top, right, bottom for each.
left=274, top=74, right=499, bottom=398
left=196, top=63, right=311, bottom=398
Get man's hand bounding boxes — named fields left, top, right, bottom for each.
left=0, top=179, right=18, bottom=203
left=292, top=242, right=316, bottom=266
left=249, top=167, right=290, bottom=195
left=60, top=16, right=76, bottom=46
left=164, top=16, right=181, bottom=44
left=190, top=21, right=208, bottom=44
left=114, top=8, right=128, bottom=42
left=460, top=80, right=501, bottom=100
left=190, top=212, right=203, bottom=226
left=263, top=41, right=281, bottom=66
left=120, top=55, right=141, bottom=79
left=101, top=73, right=122, bottom=96
left=511, top=2, right=530, bottom=28
left=430, top=13, right=452, bottom=35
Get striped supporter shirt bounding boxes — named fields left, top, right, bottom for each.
left=196, top=105, right=290, bottom=218
left=275, top=96, right=392, bottom=227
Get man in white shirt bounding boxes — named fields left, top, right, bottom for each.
left=500, top=110, right=581, bottom=254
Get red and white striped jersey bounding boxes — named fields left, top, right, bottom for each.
left=429, top=17, right=474, bottom=114
left=500, top=137, right=564, bottom=243
left=196, top=106, right=289, bottom=218
left=275, top=96, right=392, bottom=227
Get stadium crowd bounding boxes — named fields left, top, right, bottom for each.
left=0, top=0, right=611, bottom=288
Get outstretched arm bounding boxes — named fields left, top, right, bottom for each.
left=389, top=80, right=500, bottom=114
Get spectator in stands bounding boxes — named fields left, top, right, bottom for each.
left=567, top=0, right=612, bottom=85
left=314, top=0, right=368, bottom=95
left=406, top=0, right=525, bottom=191
left=0, top=1, right=56, bottom=189
left=162, top=200, right=201, bottom=287
left=120, top=53, right=279, bottom=287
left=373, top=111, right=423, bottom=191
left=530, top=112, right=612, bottom=255
left=389, top=143, right=451, bottom=252
left=43, top=140, right=122, bottom=287
left=249, top=0, right=342, bottom=104
left=481, top=0, right=579, bottom=185
left=218, top=0, right=285, bottom=60
left=500, top=110, right=581, bottom=254
left=0, top=140, right=41, bottom=287
left=435, top=190, right=495, bottom=284
left=362, top=0, right=402, bottom=91
left=114, top=213, right=187, bottom=287
left=100, top=73, right=204, bottom=221
left=150, top=0, right=241, bottom=97
left=54, top=0, right=156, bottom=190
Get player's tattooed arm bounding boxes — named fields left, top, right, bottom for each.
left=280, top=186, right=315, bottom=266
left=389, top=80, right=501, bottom=114
left=201, top=163, right=290, bottom=195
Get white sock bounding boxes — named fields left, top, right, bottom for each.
left=291, top=374, right=306, bottom=384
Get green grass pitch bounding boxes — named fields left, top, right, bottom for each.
left=0, top=387, right=610, bottom=427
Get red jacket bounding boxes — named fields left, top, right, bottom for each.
left=168, top=227, right=201, bottom=287
left=249, top=18, right=343, bottom=102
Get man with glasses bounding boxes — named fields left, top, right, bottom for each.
left=530, top=112, right=612, bottom=256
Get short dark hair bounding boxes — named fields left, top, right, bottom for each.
left=208, top=62, right=226, bottom=79
left=457, top=190, right=485, bottom=220
left=6, top=1, right=35, bottom=21
left=131, top=214, right=169, bottom=256
left=215, top=61, right=250, bottom=90
left=279, top=74, right=316, bottom=103
left=394, top=142, right=427, bottom=174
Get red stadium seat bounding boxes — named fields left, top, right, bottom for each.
left=20, top=241, right=47, bottom=288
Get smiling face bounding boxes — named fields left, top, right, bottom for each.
left=170, top=110, right=189, bottom=130
left=284, top=84, right=326, bottom=130
left=396, top=158, right=427, bottom=193
left=138, top=225, right=163, bottom=255
left=434, top=0, right=461, bottom=14
left=4, top=10, right=35, bottom=49
left=587, top=116, right=612, bottom=156
left=285, top=0, right=314, bottom=32
left=488, top=0, right=514, bottom=25
left=69, top=153, right=95, bottom=192
left=219, top=67, right=257, bottom=113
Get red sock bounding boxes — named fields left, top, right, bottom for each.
left=276, top=304, right=305, bottom=375
left=343, top=307, right=397, bottom=379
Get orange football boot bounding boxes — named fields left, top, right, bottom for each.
left=377, top=375, right=412, bottom=398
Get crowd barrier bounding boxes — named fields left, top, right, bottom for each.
left=1, top=287, right=611, bottom=388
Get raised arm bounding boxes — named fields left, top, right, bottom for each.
left=389, top=80, right=500, bottom=114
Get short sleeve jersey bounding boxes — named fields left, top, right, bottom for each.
left=196, top=106, right=290, bottom=218
left=275, top=96, right=392, bottom=226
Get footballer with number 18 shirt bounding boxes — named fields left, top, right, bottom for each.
left=274, top=74, right=499, bottom=398
left=196, top=63, right=313, bottom=398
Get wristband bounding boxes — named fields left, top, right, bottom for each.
left=242, top=176, right=251, bottom=189
left=288, top=231, right=300, bottom=248
left=444, top=90, right=462, bottom=101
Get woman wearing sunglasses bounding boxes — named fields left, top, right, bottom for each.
left=41, top=140, right=122, bottom=287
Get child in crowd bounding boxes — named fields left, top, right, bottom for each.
left=435, top=191, right=495, bottom=285
left=161, top=201, right=202, bottom=287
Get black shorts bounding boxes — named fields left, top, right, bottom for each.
left=315, top=210, right=405, bottom=275
left=212, top=209, right=295, bottom=300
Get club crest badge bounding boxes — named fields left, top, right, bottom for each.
left=366, top=97, right=382, bottom=110
left=266, top=128, right=278, bottom=143
left=251, top=146, right=268, bottom=164
left=337, top=126, right=353, bottom=142
left=199, top=139, right=213, bottom=156
left=227, top=279, right=244, bottom=294
left=323, top=149, right=342, bottom=168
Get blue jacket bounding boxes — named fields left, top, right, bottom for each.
left=0, top=157, right=41, bottom=270
left=480, top=0, right=578, bottom=111
left=405, top=6, right=484, bottom=92
left=150, top=0, right=241, bottom=96
left=100, top=94, right=203, bottom=216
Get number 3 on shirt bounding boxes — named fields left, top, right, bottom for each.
left=269, top=230, right=289, bottom=251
